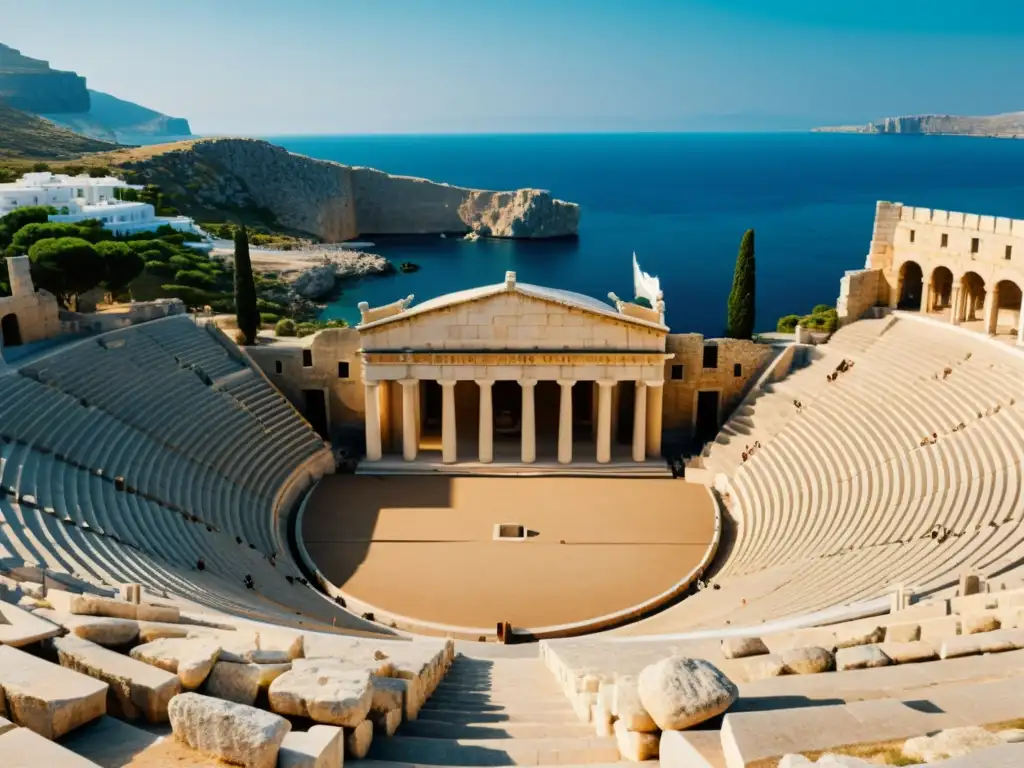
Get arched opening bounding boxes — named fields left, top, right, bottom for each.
left=1, top=313, right=22, bottom=348
left=897, top=261, right=924, bottom=310
left=928, top=266, right=954, bottom=313
left=990, top=279, right=1023, bottom=339
left=959, top=272, right=986, bottom=324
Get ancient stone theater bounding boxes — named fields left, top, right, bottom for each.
left=3, top=202, right=1024, bottom=767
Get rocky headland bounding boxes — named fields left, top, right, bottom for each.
left=104, top=138, right=581, bottom=241
left=814, top=111, right=1024, bottom=139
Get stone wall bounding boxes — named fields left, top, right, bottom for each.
left=837, top=268, right=883, bottom=325
left=119, top=139, right=579, bottom=241
left=661, top=335, right=776, bottom=442
left=0, top=291, right=61, bottom=350
left=247, top=328, right=365, bottom=443
left=866, top=200, right=1024, bottom=305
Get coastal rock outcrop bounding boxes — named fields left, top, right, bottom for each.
left=0, top=43, right=90, bottom=114
left=112, top=138, right=580, bottom=241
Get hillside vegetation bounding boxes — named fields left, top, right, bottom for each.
left=0, top=102, right=119, bottom=159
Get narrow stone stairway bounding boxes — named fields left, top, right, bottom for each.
left=362, top=652, right=624, bottom=767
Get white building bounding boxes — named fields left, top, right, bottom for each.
left=0, top=171, right=197, bottom=236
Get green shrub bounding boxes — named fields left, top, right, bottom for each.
left=295, top=322, right=318, bottom=338
left=633, top=296, right=652, bottom=308
left=261, top=312, right=280, bottom=325
left=776, top=314, right=800, bottom=333
left=175, top=269, right=217, bottom=288
left=275, top=318, right=297, bottom=336
left=812, top=303, right=833, bottom=315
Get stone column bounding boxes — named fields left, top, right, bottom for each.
left=478, top=380, right=494, bottom=464
left=596, top=380, right=614, bottom=464
left=984, top=284, right=1000, bottom=335
left=920, top=280, right=932, bottom=313
left=632, top=382, right=648, bottom=462
left=1017, top=309, right=1024, bottom=347
left=441, top=380, right=457, bottom=464
left=400, top=380, right=418, bottom=461
left=520, top=380, right=537, bottom=464
left=950, top=286, right=962, bottom=326
left=364, top=381, right=382, bottom=461
left=557, top=380, right=574, bottom=465
left=645, top=382, right=664, bottom=458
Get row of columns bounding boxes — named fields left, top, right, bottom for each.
left=365, top=379, right=664, bottom=465
left=921, top=281, right=1024, bottom=342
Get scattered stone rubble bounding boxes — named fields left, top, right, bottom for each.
left=0, top=588, right=454, bottom=767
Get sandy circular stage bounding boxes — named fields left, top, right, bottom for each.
left=300, top=475, right=718, bottom=633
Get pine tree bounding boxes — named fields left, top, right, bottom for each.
left=726, top=229, right=756, bottom=339
left=233, top=224, right=259, bottom=345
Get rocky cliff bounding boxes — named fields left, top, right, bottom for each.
left=0, top=43, right=89, bottom=114
left=0, top=103, right=118, bottom=159
left=45, top=89, right=193, bottom=144
left=814, top=111, right=1024, bottom=138
left=109, top=138, right=580, bottom=240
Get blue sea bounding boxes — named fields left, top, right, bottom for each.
left=265, top=133, right=1024, bottom=336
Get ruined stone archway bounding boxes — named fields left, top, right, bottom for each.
left=988, top=279, right=1023, bottom=337
left=959, top=272, right=986, bottom=323
left=928, top=266, right=954, bottom=312
left=897, top=261, right=924, bottom=310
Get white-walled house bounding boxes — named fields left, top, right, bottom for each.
left=0, top=172, right=197, bottom=236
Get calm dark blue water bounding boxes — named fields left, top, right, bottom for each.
left=266, top=133, right=1024, bottom=335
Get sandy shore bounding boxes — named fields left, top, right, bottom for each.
left=210, top=240, right=389, bottom=277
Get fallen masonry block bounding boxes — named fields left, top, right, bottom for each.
left=614, top=719, right=660, bottom=762
left=278, top=725, right=343, bottom=768
left=169, top=692, right=290, bottom=768
left=0, top=724, right=103, bottom=767
left=130, top=637, right=221, bottom=689
left=345, top=719, right=373, bottom=759
left=721, top=636, right=769, bottom=659
left=0, top=644, right=107, bottom=739
left=50, top=634, right=180, bottom=723
left=269, top=664, right=373, bottom=727
left=0, top=600, right=60, bottom=647
left=370, top=706, right=402, bottom=737
left=203, top=661, right=260, bottom=706
left=835, top=644, right=891, bottom=671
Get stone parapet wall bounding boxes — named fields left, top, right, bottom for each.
left=837, top=268, right=883, bottom=325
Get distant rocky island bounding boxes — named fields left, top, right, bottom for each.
left=101, top=138, right=580, bottom=240
left=0, top=42, right=191, bottom=145
left=814, top=111, right=1024, bottom=139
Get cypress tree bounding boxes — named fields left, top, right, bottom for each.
left=726, top=228, right=756, bottom=339
left=233, top=224, right=259, bottom=345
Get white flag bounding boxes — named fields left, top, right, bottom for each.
left=632, top=252, right=661, bottom=305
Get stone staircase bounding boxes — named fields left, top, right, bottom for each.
left=363, top=653, right=626, bottom=767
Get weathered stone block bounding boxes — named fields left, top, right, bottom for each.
left=255, top=662, right=291, bottom=690
left=269, top=665, right=373, bottom=727
left=0, top=725, right=104, bottom=767
left=739, top=653, right=787, bottom=681
left=278, top=724, right=343, bottom=768
left=204, top=661, right=260, bottom=706
left=780, top=647, right=834, bottom=675
left=370, top=706, right=402, bottom=737
left=878, top=641, right=937, bottom=664
left=884, top=623, right=921, bottom=643
left=962, top=613, right=1001, bottom=634
left=904, top=726, right=1004, bottom=762
left=637, top=656, right=738, bottom=731
left=835, top=645, right=890, bottom=671
left=130, top=637, right=221, bottom=689
left=612, top=676, right=657, bottom=733
left=51, top=634, right=180, bottom=723
left=0, top=644, right=107, bottom=739
left=70, top=595, right=137, bottom=620
left=169, top=692, right=290, bottom=768
left=135, top=604, right=180, bottom=623
left=345, top=719, right=373, bottom=759
left=614, top=719, right=659, bottom=762
left=721, top=637, right=769, bottom=659
left=833, top=626, right=885, bottom=650
left=0, top=601, right=60, bottom=647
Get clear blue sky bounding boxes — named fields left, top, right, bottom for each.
left=3, top=0, right=1022, bottom=135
